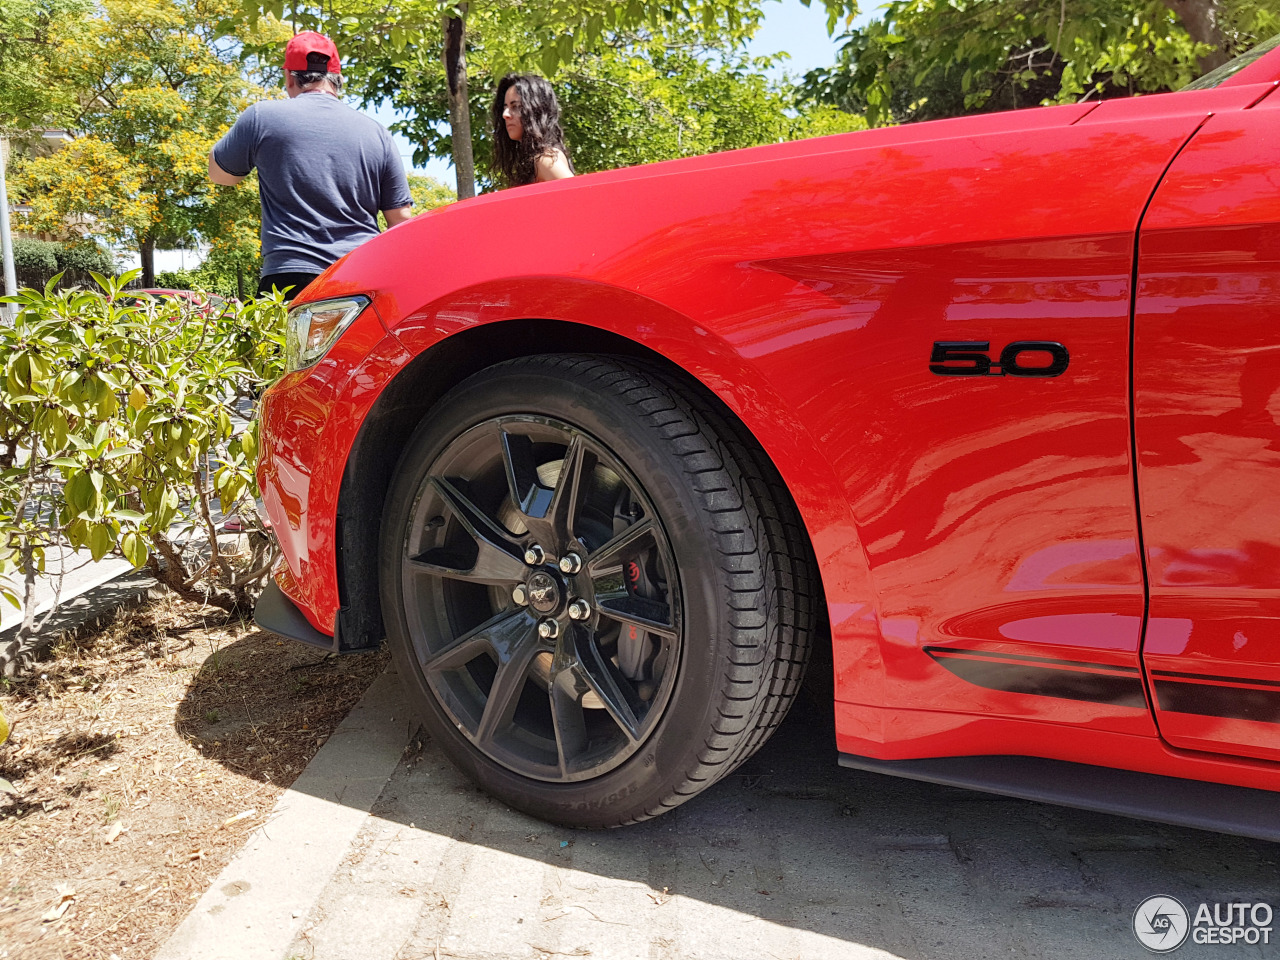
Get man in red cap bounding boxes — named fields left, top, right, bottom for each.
left=208, top=32, right=413, bottom=299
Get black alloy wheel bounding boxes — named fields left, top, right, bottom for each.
left=399, top=413, right=681, bottom=782
left=380, top=355, right=819, bottom=827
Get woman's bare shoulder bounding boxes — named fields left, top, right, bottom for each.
left=535, top=147, right=575, bottom=181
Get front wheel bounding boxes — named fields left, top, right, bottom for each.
left=379, top=355, right=819, bottom=827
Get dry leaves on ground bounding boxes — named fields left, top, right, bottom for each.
left=0, top=593, right=388, bottom=959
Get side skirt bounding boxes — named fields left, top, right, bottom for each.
left=839, top=752, right=1280, bottom=843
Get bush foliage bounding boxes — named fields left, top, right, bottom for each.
left=12, top=239, right=116, bottom=291
left=0, top=272, right=288, bottom=628
left=154, top=253, right=261, bottom=299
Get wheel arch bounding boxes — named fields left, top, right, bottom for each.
left=334, top=317, right=836, bottom=662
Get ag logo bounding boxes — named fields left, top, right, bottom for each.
left=1134, top=896, right=1190, bottom=953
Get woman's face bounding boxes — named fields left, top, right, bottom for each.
left=502, top=87, right=523, bottom=142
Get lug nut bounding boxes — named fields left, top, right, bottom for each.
left=524, top=543, right=545, bottom=565
left=559, top=553, right=583, bottom=575
left=567, top=599, right=591, bottom=621
left=537, top=618, right=560, bottom=639
left=512, top=584, right=528, bottom=606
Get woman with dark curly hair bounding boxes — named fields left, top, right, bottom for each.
left=491, top=73, right=575, bottom=187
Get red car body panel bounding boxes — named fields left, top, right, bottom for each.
left=258, top=50, right=1280, bottom=796
left=1135, top=93, right=1280, bottom=764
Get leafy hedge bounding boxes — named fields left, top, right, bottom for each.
left=154, top=261, right=254, bottom=299
left=12, top=239, right=116, bottom=291
left=0, top=272, right=289, bottom=636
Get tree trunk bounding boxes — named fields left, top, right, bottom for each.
left=1161, top=0, right=1230, bottom=73
left=443, top=6, right=476, bottom=199
left=140, top=236, right=156, bottom=287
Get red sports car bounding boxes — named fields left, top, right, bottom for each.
left=257, top=37, right=1280, bottom=836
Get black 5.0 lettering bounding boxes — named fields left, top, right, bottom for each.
left=929, top=341, right=1069, bottom=378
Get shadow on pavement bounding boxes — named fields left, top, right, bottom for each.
left=181, top=634, right=1280, bottom=959
left=175, top=631, right=388, bottom=785
left=356, top=685, right=1280, bottom=959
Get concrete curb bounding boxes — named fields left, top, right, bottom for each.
left=0, top=532, right=248, bottom=675
left=0, top=566, right=154, bottom=676
left=154, top=669, right=409, bottom=960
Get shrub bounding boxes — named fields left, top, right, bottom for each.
left=12, top=239, right=115, bottom=290
left=0, top=271, right=289, bottom=635
left=155, top=262, right=255, bottom=299
left=12, top=239, right=59, bottom=288
left=153, top=269, right=200, bottom=291
left=55, top=243, right=116, bottom=285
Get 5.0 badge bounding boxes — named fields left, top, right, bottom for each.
left=929, top=340, right=1070, bottom=378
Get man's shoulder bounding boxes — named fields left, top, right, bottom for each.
left=257, top=96, right=391, bottom=139
left=265, top=95, right=377, bottom=121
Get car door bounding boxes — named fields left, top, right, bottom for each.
left=1134, top=91, right=1280, bottom=763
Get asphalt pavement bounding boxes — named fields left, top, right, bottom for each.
left=157, top=663, right=1280, bottom=960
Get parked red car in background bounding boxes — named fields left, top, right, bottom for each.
left=119, top=288, right=229, bottom=317
left=256, top=36, right=1280, bottom=837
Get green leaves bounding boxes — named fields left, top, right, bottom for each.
left=121, top=530, right=148, bottom=568
left=64, top=470, right=100, bottom=520
left=0, top=278, right=289, bottom=607
left=88, top=520, right=115, bottom=562
left=800, top=0, right=1280, bottom=127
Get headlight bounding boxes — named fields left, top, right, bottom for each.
left=284, top=296, right=370, bottom=371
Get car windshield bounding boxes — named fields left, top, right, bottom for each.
left=1183, top=32, right=1280, bottom=90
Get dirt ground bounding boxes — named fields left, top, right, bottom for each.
left=0, top=594, right=389, bottom=960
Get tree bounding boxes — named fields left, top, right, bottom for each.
left=331, top=10, right=863, bottom=190
left=245, top=0, right=765, bottom=198
left=0, top=0, right=92, bottom=132
left=199, top=170, right=267, bottom=298
left=553, top=38, right=863, bottom=173
left=10, top=0, right=289, bottom=285
left=803, top=0, right=1280, bottom=127
left=405, top=174, right=458, bottom=212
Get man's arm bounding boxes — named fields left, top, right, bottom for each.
left=383, top=206, right=413, bottom=227
left=208, top=149, right=246, bottom=186
left=209, top=107, right=255, bottom=186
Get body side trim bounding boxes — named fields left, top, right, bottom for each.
left=839, top=752, right=1280, bottom=842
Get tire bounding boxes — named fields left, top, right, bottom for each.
left=379, top=355, right=819, bottom=827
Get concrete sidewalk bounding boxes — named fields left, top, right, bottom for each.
left=0, top=523, right=245, bottom=672
left=0, top=548, right=152, bottom=674
left=0, top=549, right=136, bottom=637
left=154, top=666, right=1280, bottom=960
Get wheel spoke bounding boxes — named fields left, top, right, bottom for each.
left=549, top=676, right=589, bottom=775
left=411, top=477, right=527, bottom=585
left=421, top=608, right=531, bottom=674
left=474, top=613, right=542, bottom=746
left=595, top=595, right=678, bottom=639
left=499, top=428, right=546, bottom=516
left=570, top=625, right=643, bottom=742
left=587, top=517, right=656, bottom=574
left=548, top=435, right=590, bottom=541
left=500, top=429, right=592, bottom=550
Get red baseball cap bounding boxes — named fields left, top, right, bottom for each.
left=284, top=32, right=341, bottom=74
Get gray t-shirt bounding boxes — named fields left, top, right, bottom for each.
left=213, top=92, right=412, bottom=275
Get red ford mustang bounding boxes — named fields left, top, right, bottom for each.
left=257, top=38, right=1280, bottom=836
